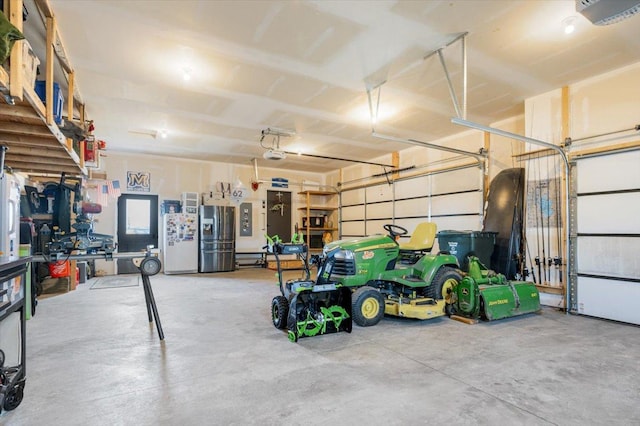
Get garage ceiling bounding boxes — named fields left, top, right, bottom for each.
left=36, top=0, right=640, bottom=172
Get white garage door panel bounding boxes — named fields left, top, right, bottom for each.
left=341, top=221, right=365, bottom=236
left=431, top=168, right=481, bottom=194
left=396, top=219, right=427, bottom=234
left=366, top=220, right=389, bottom=235
left=341, top=190, right=365, bottom=205
left=431, top=192, right=482, bottom=216
left=577, top=195, right=640, bottom=234
left=577, top=237, right=640, bottom=278
left=434, top=217, right=482, bottom=234
left=397, top=220, right=432, bottom=247
left=574, top=149, right=640, bottom=325
left=366, top=184, right=392, bottom=203
left=396, top=176, right=430, bottom=199
left=577, top=276, right=640, bottom=325
left=577, top=151, right=640, bottom=193
left=395, top=198, right=428, bottom=216
left=341, top=205, right=364, bottom=221
left=367, top=202, right=393, bottom=219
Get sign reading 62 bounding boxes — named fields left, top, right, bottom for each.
left=230, top=185, right=248, bottom=203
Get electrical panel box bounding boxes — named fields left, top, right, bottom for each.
left=181, top=192, right=199, bottom=214
left=239, top=202, right=252, bottom=236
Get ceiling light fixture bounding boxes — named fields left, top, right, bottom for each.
left=182, top=67, right=192, bottom=81
left=159, top=129, right=168, bottom=139
left=563, top=16, right=577, bottom=34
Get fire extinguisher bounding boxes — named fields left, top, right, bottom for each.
left=84, top=136, right=96, bottom=163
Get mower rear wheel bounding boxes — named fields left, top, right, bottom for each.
left=425, top=266, right=462, bottom=301
left=352, top=286, right=385, bottom=327
left=271, top=296, right=289, bottom=330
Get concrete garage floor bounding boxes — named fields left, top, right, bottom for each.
left=3, top=268, right=640, bottom=426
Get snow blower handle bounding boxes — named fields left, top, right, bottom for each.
left=264, top=234, right=284, bottom=254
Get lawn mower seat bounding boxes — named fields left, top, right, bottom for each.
left=399, top=222, right=437, bottom=263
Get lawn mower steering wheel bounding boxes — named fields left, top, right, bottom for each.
left=383, top=224, right=408, bottom=239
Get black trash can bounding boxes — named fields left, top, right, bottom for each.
left=436, top=230, right=497, bottom=271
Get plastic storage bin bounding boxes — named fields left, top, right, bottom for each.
left=34, top=80, right=64, bottom=125
left=48, top=260, right=70, bottom=278
left=436, top=230, right=497, bottom=271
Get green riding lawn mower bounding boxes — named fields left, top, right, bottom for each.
left=269, top=223, right=541, bottom=341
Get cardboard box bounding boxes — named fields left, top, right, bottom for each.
left=22, top=40, right=39, bottom=88
left=267, top=259, right=304, bottom=270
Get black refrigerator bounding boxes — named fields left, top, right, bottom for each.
left=199, top=205, right=236, bottom=272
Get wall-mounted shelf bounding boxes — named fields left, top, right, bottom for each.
left=296, top=206, right=338, bottom=211
left=0, top=89, right=86, bottom=175
left=298, top=190, right=339, bottom=250
left=0, top=0, right=88, bottom=176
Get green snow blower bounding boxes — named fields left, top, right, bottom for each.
left=453, top=256, right=541, bottom=320
left=267, top=236, right=351, bottom=342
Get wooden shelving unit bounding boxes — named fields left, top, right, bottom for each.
left=0, top=0, right=87, bottom=176
left=298, top=190, right=339, bottom=251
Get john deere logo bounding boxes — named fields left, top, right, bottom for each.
left=362, top=251, right=374, bottom=260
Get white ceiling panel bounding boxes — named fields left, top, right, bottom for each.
left=33, top=0, right=640, bottom=172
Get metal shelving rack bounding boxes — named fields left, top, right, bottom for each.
left=0, top=257, right=31, bottom=413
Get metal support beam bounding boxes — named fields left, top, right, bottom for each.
left=368, top=32, right=468, bottom=128
left=438, top=49, right=462, bottom=118
left=372, top=131, right=486, bottom=163
left=452, top=117, right=572, bottom=311
left=423, top=32, right=468, bottom=120
left=462, top=35, right=467, bottom=120
left=366, top=86, right=382, bottom=133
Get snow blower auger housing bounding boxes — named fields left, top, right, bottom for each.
left=267, top=237, right=351, bottom=342
left=320, top=224, right=462, bottom=327
left=453, top=256, right=541, bottom=321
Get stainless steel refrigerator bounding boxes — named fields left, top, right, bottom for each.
left=199, top=206, right=235, bottom=272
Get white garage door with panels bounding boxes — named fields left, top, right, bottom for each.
left=340, top=165, right=484, bottom=248
left=574, top=150, right=640, bottom=325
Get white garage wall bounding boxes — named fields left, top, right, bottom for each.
left=93, top=152, right=326, bottom=275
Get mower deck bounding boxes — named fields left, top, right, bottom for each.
left=384, top=297, right=447, bottom=320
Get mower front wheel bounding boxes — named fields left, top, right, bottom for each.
left=271, top=296, right=289, bottom=330
left=352, top=286, right=385, bottom=327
